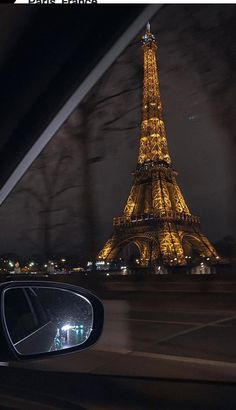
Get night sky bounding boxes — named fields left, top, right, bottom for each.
left=0, top=5, right=235, bottom=260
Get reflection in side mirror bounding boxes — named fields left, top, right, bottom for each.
left=3, top=286, right=94, bottom=356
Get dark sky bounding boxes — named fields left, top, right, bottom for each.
left=0, top=5, right=144, bottom=187
left=0, top=5, right=235, bottom=259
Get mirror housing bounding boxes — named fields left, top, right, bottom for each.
left=0, top=281, right=104, bottom=361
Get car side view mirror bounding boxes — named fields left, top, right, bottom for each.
left=0, top=281, right=103, bottom=361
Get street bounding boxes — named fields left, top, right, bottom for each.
left=12, top=284, right=236, bottom=382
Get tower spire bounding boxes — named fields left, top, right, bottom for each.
left=138, top=24, right=171, bottom=166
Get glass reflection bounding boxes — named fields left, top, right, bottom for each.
left=4, top=287, right=93, bottom=355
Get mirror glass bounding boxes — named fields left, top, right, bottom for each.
left=3, top=286, right=93, bottom=355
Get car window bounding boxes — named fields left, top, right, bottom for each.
left=0, top=4, right=235, bottom=386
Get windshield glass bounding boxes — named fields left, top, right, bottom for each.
left=0, top=4, right=235, bottom=384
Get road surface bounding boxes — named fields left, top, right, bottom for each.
left=11, top=288, right=236, bottom=382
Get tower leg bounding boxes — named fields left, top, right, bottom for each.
left=159, top=223, right=186, bottom=265
left=182, top=232, right=219, bottom=261
left=135, top=240, right=151, bottom=267
left=97, top=236, right=120, bottom=261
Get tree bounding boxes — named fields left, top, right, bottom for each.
left=10, top=50, right=142, bottom=262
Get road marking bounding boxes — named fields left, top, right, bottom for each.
left=108, top=317, right=236, bottom=328
left=122, top=318, right=203, bottom=326
left=131, top=351, right=236, bottom=369
left=94, top=347, right=236, bottom=369
left=154, top=314, right=236, bottom=344
left=95, top=346, right=132, bottom=354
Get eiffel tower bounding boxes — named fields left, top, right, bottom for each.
left=98, top=23, right=219, bottom=267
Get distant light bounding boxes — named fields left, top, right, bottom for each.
left=61, top=259, right=66, bottom=262
left=216, top=256, right=219, bottom=259
left=73, top=267, right=84, bottom=272
left=122, top=268, right=128, bottom=275
left=61, top=324, right=73, bottom=332
left=206, top=258, right=210, bottom=261
left=44, top=264, right=48, bottom=268
left=106, top=273, right=110, bottom=276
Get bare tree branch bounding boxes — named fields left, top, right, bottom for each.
left=103, top=104, right=140, bottom=127
left=96, top=86, right=141, bottom=107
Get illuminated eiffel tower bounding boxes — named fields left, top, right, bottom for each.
left=98, top=23, right=219, bottom=267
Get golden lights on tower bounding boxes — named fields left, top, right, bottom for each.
left=98, top=23, right=220, bottom=267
